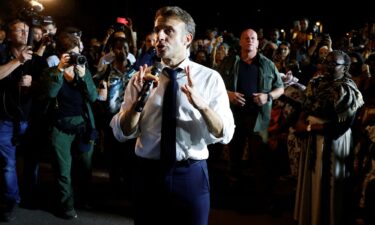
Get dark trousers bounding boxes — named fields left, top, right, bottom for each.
left=20, top=116, right=50, bottom=205
left=50, top=126, right=93, bottom=211
left=228, top=113, right=274, bottom=204
left=103, top=124, right=136, bottom=191
left=0, top=120, right=28, bottom=205
left=133, top=157, right=210, bottom=225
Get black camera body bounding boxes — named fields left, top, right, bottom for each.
left=41, top=33, right=54, bottom=44
left=69, top=52, right=87, bottom=66
left=18, top=1, right=51, bottom=26
left=18, top=0, right=53, bottom=46
left=109, top=23, right=126, bottom=32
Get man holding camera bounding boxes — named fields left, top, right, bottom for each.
left=0, top=19, right=48, bottom=222
left=43, top=32, right=97, bottom=219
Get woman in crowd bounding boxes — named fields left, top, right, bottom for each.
left=44, top=32, right=97, bottom=219
left=293, top=50, right=364, bottom=225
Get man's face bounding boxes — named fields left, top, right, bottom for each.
left=323, top=53, right=346, bottom=80
left=154, top=16, right=190, bottom=62
left=32, top=27, right=43, bottom=42
left=43, top=24, right=57, bottom=35
left=145, top=33, right=157, bottom=49
left=9, top=22, right=29, bottom=46
left=240, top=29, right=259, bottom=53
left=113, top=43, right=128, bottom=61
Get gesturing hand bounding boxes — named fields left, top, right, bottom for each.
left=133, top=64, right=159, bottom=93
left=181, top=65, right=207, bottom=110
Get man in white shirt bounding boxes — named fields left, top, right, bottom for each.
left=110, top=6, right=235, bottom=225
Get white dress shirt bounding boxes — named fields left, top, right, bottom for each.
left=110, top=57, right=235, bottom=161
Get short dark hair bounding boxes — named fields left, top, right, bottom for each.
left=155, top=6, right=196, bottom=39
left=6, top=19, right=28, bottom=32
left=56, top=32, right=80, bottom=55
left=111, top=37, right=129, bottom=51
left=62, top=26, right=82, bottom=38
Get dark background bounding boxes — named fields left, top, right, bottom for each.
left=1, top=0, right=374, bottom=41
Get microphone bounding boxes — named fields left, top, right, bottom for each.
left=135, top=61, right=163, bottom=112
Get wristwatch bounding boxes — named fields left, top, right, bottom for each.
left=267, top=93, right=273, bottom=102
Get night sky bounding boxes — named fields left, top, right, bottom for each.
left=1, top=0, right=374, bottom=41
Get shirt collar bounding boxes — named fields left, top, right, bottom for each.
left=162, top=57, right=190, bottom=72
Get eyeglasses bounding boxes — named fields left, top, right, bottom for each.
left=12, top=29, right=28, bottom=34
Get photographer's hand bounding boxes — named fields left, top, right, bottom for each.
left=41, top=33, right=52, bottom=45
left=35, top=44, right=46, bottom=57
left=75, top=64, right=86, bottom=77
left=19, top=75, right=32, bottom=87
left=57, top=53, right=69, bottom=72
left=18, top=46, right=33, bottom=64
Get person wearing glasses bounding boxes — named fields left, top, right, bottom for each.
left=0, top=19, right=47, bottom=222
left=293, top=50, right=364, bottom=225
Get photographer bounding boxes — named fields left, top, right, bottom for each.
left=43, top=32, right=97, bottom=219
left=42, top=18, right=58, bottom=60
left=44, top=26, right=86, bottom=69
left=0, top=19, right=47, bottom=222
left=31, top=25, right=50, bottom=57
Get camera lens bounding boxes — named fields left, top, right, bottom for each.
left=69, top=52, right=87, bottom=65
left=76, top=55, right=87, bottom=65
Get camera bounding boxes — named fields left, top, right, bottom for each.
left=18, top=0, right=53, bottom=46
left=41, top=33, right=54, bottom=44
left=18, top=1, right=51, bottom=26
left=69, top=52, right=87, bottom=66
left=109, top=23, right=126, bottom=32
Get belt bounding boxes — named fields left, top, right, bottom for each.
left=136, top=157, right=202, bottom=167
left=175, top=159, right=201, bottom=167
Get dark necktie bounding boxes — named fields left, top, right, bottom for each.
left=160, top=68, right=178, bottom=169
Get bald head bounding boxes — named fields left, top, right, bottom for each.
left=240, top=29, right=259, bottom=54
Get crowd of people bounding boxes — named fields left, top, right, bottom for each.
left=1, top=5, right=375, bottom=225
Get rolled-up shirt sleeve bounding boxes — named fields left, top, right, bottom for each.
left=205, top=70, right=235, bottom=145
